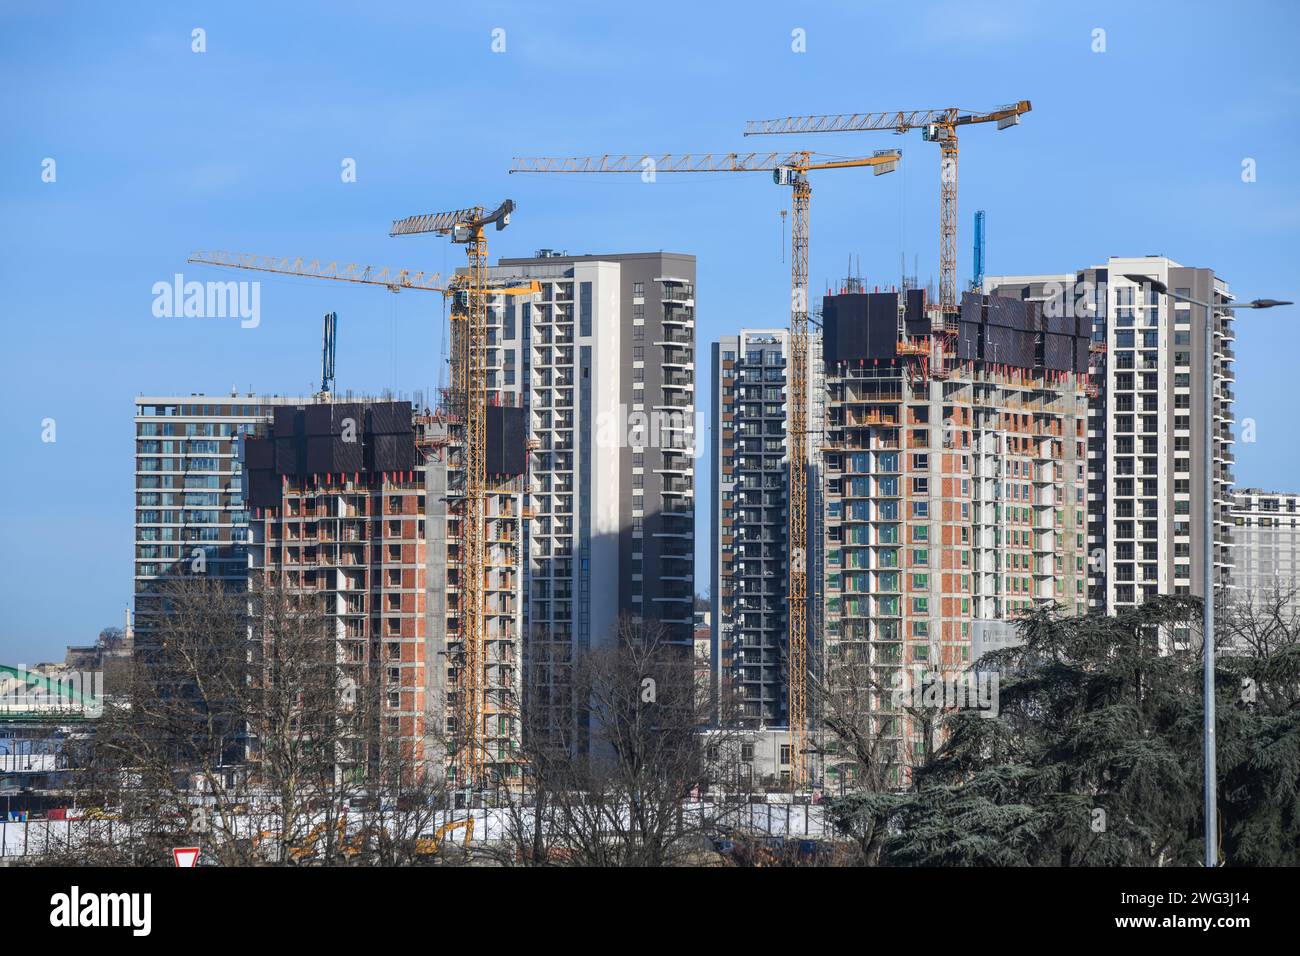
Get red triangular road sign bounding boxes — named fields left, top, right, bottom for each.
left=173, top=847, right=199, bottom=868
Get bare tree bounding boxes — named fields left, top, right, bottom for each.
left=807, top=638, right=959, bottom=865
left=44, top=575, right=444, bottom=866
left=1223, top=585, right=1300, bottom=659
left=492, top=616, right=745, bottom=866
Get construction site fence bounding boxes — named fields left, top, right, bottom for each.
left=0, top=800, right=831, bottom=859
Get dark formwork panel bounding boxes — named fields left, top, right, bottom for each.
left=486, top=404, right=527, bottom=476
left=305, top=402, right=363, bottom=436
left=305, top=436, right=335, bottom=474
left=984, top=325, right=1036, bottom=366
left=262, top=400, right=415, bottom=477
left=304, top=404, right=332, bottom=437
left=369, top=433, right=416, bottom=473
left=246, top=469, right=280, bottom=510
left=956, top=322, right=981, bottom=360
left=985, top=295, right=1015, bottom=328
left=333, top=437, right=364, bottom=473
left=273, top=406, right=301, bottom=438
left=332, top=403, right=363, bottom=435
left=982, top=324, right=1013, bottom=363
left=367, top=402, right=413, bottom=436
left=902, top=288, right=929, bottom=338
left=1074, top=337, right=1090, bottom=374
left=304, top=435, right=366, bottom=474
left=1044, top=309, right=1073, bottom=336
left=988, top=296, right=1040, bottom=332
left=1009, top=329, right=1037, bottom=367
left=1044, top=333, right=1074, bottom=371
left=951, top=291, right=1092, bottom=375
left=244, top=436, right=274, bottom=470
left=274, top=436, right=301, bottom=475
left=822, top=293, right=899, bottom=364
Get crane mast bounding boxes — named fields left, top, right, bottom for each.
left=460, top=216, right=491, bottom=790
left=457, top=228, right=488, bottom=791
left=934, top=123, right=959, bottom=312
left=391, top=200, right=515, bottom=790
left=786, top=175, right=810, bottom=789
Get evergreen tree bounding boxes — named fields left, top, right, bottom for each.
left=826, top=595, right=1300, bottom=866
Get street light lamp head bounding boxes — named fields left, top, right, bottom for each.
left=1122, top=273, right=1169, bottom=295
left=1244, top=299, right=1293, bottom=309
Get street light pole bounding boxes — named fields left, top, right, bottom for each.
left=1123, top=274, right=1290, bottom=867
left=1200, top=288, right=1217, bottom=869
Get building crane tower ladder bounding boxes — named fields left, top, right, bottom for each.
left=390, top=200, right=516, bottom=790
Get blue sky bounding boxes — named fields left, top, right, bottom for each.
left=2, top=0, right=1298, bottom=661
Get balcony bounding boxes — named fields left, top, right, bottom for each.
left=655, top=331, right=693, bottom=346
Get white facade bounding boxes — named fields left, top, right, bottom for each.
left=986, top=256, right=1236, bottom=616
left=486, top=261, right=624, bottom=653
left=1231, top=488, right=1300, bottom=600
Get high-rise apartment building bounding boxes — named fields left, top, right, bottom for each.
left=986, top=256, right=1237, bottom=619
left=488, top=251, right=698, bottom=653
left=243, top=399, right=527, bottom=783
left=816, top=289, right=1091, bottom=787
left=711, top=330, right=792, bottom=728
left=1230, top=488, right=1300, bottom=600
left=133, top=394, right=309, bottom=644
left=137, top=391, right=527, bottom=783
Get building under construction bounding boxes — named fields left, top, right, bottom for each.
left=814, top=289, right=1091, bottom=789
left=986, top=257, right=1237, bottom=628
left=187, top=240, right=695, bottom=785
left=243, top=397, right=527, bottom=787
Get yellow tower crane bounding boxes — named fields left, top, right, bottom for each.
left=744, top=101, right=1031, bottom=314
left=389, top=200, right=515, bottom=789
left=187, top=250, right=446, bottom=292
left=510, top=151, right=900, bottom=790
